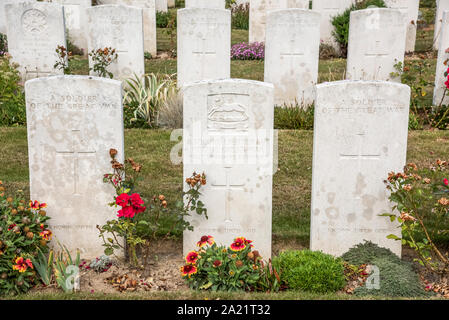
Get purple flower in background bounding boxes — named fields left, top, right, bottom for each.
left=231, top=42, right=265, bottom=60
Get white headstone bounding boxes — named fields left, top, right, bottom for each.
left=433, top=11, right=449, bottom=106
left=156, top=0, right=167, bottom=12
left=183, top=79, right=274, bottom=260
left=86, top=5, right=145, bottom=81
left=25, top=75, right=124, bottom=258
left=311, top=0, right=354, bottom=49
left=1, top=0, right=34, bottom=35
left=264, top=9, right=320, bottom=107
left=53, top=0, right=91, bottom=57
left=249, top=0, right=309, bottom=43
left=5, top=1, right=67, bottom=81
left=434, top=0, right=449, bottom=50
left=95, top=0, right=157, bottom=57
left=185, top=0, right=225, bottom=9
left=346, top=8, right=407, bottom=81
left=311, top=80, right=411, bottom=257
left=168, top=0, right=175, bottom=7
left=384, top=0, right=419, bottom=53
left=177, top=8, right=230, bottom=87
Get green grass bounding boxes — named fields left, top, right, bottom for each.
left=1, top=128, right=449, bottom=246
left=4, top=289, right=444, bottom=300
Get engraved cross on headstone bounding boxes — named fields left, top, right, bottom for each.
left=365, top=40, right=389, bottom=77
left=339, top=130, right=380, bottom=217
left=211, top=166, right=246, bottom=223
left=280, top=37, right=304, bottom=72
left=193, top=30, right=217, bottom=77
left=56, top=129, right=96, bottom=196
left=339, top=130, right=381, bottom=171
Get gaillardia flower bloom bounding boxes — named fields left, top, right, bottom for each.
left=197, top=235, right=214, bottom=247
left=185, top=251, right=199, bottom=264
left=13, top=257, right=33, bottom=273
left=39, top=229, right=52, bottom=241
left=230, top=237, right=247, bottom=252
left=180, top=264, right=197, bottom=277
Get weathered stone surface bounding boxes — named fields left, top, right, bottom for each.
left=185, top=0, right=225, bottom=9
left=346, top=8, right=406, bottom=81
left=168, top=0, right=175, bottom=8
left=249, top=0, right=309, bottom=43
left=53, top=0, right=91, bottom=57
left=156, top=0, right=167, bottom=12
left=5, top=1, right=66, bottom=81
left=25, top=75, right=124, bottom=258
left=183, top=79, right=274, bottom=260
left=433, top=11, right=449, bottom=106
left=434, top=0, right=449, bottom=50
left=177, top=8, right=230, bottom=87
left=1, top=0, right=34, bottom=35
left=310, top=80, right=410, bottom=257
left=384, top=0, right=419, bottom=53
left=264, top=9, right=320, bottom=106
left=94, top=0, right=157, bottom=57
left=86, top=5, right=145, bottom=81
left=312, top=0, right=354, bottom=49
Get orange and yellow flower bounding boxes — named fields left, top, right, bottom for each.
left=12, top=257, right=33, bottom=273
left=185, top=251, right=199, bottom=264
left=29, top=200, right=47, bottom=210
left=230, top=237, right=247, bottom=252
left=39, top=229, right=52, bottom=241
left=197, top=235, right=214, bottom=248
left=180, top=264, right=198, bottom=277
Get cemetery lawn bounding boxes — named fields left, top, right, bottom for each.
left=1, top=127, right=449, bottom=246
left=1, top=128, right=448, bottom=300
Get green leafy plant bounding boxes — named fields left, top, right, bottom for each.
left=0, top=33, right=7, bottom=56
left=0, top=56, right=26, bottom=126
left=31, top=247, right=53, bottom=286
left=53, top=242, right=81, bottom=293
left=272, top=250, right=346, bottom=293
left=181, top=236, right=263, bottom=292
left=156, top=11, right=172, bottom=28
left=341, top=241, right=430, bottom=297
left=98, top=149, right=208, bottom=270
left=89, top=47, right=118, bottom=79
left=0, top=183, right=52, bottom=295
left=54, top=45, right=72, bottom=75
left=274, top=105, right=314, bottom=130
left=381, top=161, right=449, bottom=274
left=124, top=73, right=177, bottom=128
left=231, top=3, right=249, bottom=30
left=332, top=0, right=386, bottom=57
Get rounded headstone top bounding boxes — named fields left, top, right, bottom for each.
left=182, top=78, right=275, bottom=91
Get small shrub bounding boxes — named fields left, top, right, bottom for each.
left=124, top=73, right=178, bottom=128
left=181, top=236, right=263, bottom=292
left=231, top=42, right=265, bottom=60
left=0, top=183, right=52, bottom=296
left=156, top=11, right=172, bottom=28
left=332, top=0, right=386, bottom=57
left=158, top=91, right=183, bottom=129
left=382, top=161, right=449, bottom=274
left=319, top=42, right=339, bottom=60
left=0, top=33, right=7, bottom=56
left=272, top=250, right=346, bottom=293
left=0, top=56, right=26, bottom=126
left=89, top=47, right=118, bottom=79
left=231, top=3, right=249, bottom=30
left=341, top=241, right=430, bottom=297
left=274, top=105, right=314, bottom=130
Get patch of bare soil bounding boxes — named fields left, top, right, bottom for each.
left=31, top=240, right=187, bottom=295
left=402, top=245, right=449, bottom=299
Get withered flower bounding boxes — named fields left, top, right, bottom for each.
left=109, top=148, right=118, bottom=158
left=438, top=198, right=449, bottom=206
left=400, top=212, right=416, bottom=222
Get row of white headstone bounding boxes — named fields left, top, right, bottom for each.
left=4, top=1, right=448, bottom=106
left=25, top=75, right=410, bottom=260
